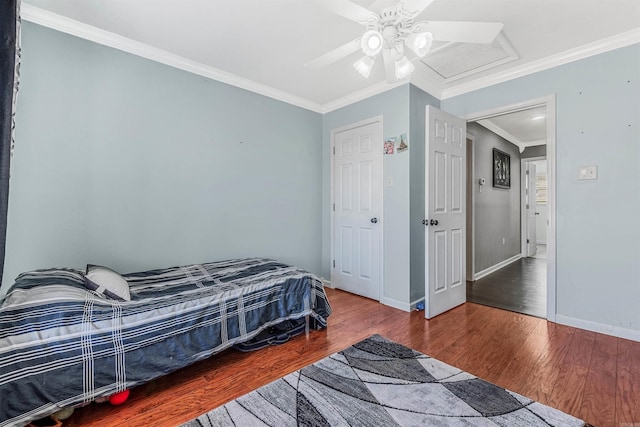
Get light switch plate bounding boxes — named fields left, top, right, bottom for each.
left=578, top=165, right=598, bottom=180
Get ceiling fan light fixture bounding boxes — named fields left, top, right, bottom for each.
left=407, top=31, right=433, bottom=57
left=354, top=55, right=375, bottom=78
left=394, top=55, right=414, bottom=79
left=361, top=30, right=383, bottom=56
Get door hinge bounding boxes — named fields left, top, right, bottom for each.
left=526, top=204, right=529, bottom=209
left=333, top=146, right=335, bottom=155
left=527, top=238, right=530, bottom=244
left=333, top=260, right=335, bottom=268
left=333, top=203, right=335, bottom=211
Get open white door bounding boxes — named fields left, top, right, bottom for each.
left=425, top=106, right=466, bottom=319
left=526, top=162, right=537, bottom=257
left=332, top=119, right=383, bottom=301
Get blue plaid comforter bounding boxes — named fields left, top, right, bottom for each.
left=0, top=258, right=331, bottom=426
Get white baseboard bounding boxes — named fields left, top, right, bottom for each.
left=474, top=254, right=522, bottom=281
left=556, top=314, right=640, bottom=342
left=382, top=297, right=412, bottom=313
left=381, top=296, right=425, bottom=312
left=320, top=278, right=333, bottom=289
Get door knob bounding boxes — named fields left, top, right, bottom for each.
left=370, top=217, right=378, bottom=224
left=430, top=219, right=439, bottom=226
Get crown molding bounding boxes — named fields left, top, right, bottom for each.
left=408, top=62, right=444, bottom=101
left=476, top=119, right=524, bottom=147
left=522, top=140, right=546, bottom=148
left=320, top=80, right=406, bottom=114
left=21, top=2, right=406, bottom=115
left=477, top=116, right=549, bottom=152
left=20, top=3, right=640, bottom=113
left=21, top=3, right=325, bottom=114
left=476, top=119, right=547, bottom=152
left=440, top=28, right=640, bottom=100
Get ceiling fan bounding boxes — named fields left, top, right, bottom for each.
left=306, top=0, right=504, bottom=82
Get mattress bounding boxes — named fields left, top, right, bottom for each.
left=0, top=258, right=331, bottom=426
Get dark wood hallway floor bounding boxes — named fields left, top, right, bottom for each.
left=467, top=256, right=546, bottom=318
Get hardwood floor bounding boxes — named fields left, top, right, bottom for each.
left=63, top=288, right=639, bottom=427
left=467, top=256, right=547, bottom=318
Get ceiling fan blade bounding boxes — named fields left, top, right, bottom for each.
left=421, top=21, right=504, bottom=44
left=305, top=38, right=362, bottom=69
left=402, top=0, right=435, bottom=17
left=324, top=0, right=378, bottom=23
left=367, top=0, right=397, bottom=12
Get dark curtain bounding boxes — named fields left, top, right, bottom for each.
left=0, top=0, right=20, bottom=282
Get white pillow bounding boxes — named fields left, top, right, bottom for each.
left=84, top=265, right=131, bottom=301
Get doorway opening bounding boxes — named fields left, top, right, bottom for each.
left=522, top=157, right=548, bottom=262
left=463, top=97, right=556, bottom=320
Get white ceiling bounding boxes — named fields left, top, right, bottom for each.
left=477, top=105, right=547, bottom=151
left=22, top=0, right=640, bottom=114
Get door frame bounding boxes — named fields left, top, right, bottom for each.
left=463, top=95, right=557, bottom=322
left=466, top=133, right=475, bottom=282
left=329, top=115, right=384, bottom=302
left=521, top=156, right=546, bottom=257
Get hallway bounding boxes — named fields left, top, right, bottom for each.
left=466, top=254, right=546, bottom=318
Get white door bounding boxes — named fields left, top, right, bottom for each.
left=333, top=120, right=382, bottom=301
left=526, top=162, right=537, bottom=257
left=425, top=106, right=466, bottom=319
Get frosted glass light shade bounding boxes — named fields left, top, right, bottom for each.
left=407, top=31, right=433, bottom=57
left=361, top=30, right=383, bottom=56
left=395, top=56, right=415, bottom=79
left=353, top=56, right=375, bottom=78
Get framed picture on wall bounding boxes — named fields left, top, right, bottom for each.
left=493, top=148, right=511, bottom=189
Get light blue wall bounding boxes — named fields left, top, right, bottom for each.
left=3, top=22, right=323, bottom=293
left=8, top=23, right=640, bottom=335
left=442, top=44, right=640, bottom=334
left=322, top=86, right=411, bottom=306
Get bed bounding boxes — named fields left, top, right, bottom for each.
left=0, top=258, right=332, bottom=426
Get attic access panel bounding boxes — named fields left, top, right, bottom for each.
left=421, top=33, right=519, bottom=82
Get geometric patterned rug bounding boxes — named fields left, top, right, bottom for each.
left=182, top=334, right=591, bottom=426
